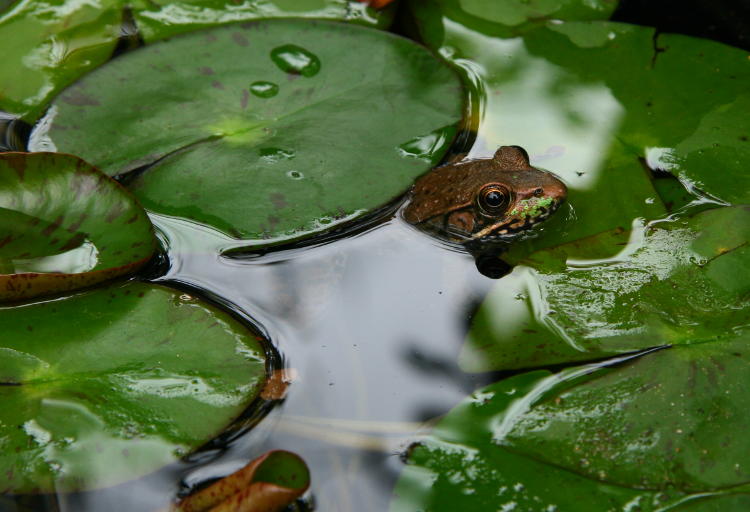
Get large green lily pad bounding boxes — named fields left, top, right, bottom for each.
left=394, top=340, right=750, bottom=511
left=405, top=4, right=750, bottom=257
left=0, top=152, right=156, bottom=302
left=0, top=280, right=267, bottom=494
left=0, top=0, right=393, bottom=122
left=33, top=19, right=463, bottom=250
left=461, top=206, right=750, bottom=371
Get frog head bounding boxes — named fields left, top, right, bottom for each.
left=404, top=146, right=567, bottom=243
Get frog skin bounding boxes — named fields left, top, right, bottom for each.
left=403, top=145, right=567, bottom=243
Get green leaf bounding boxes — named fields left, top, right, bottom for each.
left=393, top=344, right=750, bottom=511
left=0, top=0, right=393, bottom=122
left=406, top=0, right=617, bottom=44
left=461, top=206, right=750, bottom=372
left=0, top=152, right=156, bottom=302
left=458, top=0, right=618, bottom=26
left=34, top=19, right=464, bottom=250
left=0, top=280, right=267, bottom=493
left=404, top=7, right=750, bottom=257
left=0, top=0, right=122, bottom=121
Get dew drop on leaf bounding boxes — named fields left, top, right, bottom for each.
left=249, top=81, right=279, bottom=98
left=270, top=44, right=321, bottom=77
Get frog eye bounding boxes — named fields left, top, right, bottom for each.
left=477, top=185, right=510, bottom=215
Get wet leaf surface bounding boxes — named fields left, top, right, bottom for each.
left=462, top=206, right=750, bottom=371
left=133, top=0, right=394, bottom=42
left=0, top=0, right=122, bottom=121
left=0, top=152, right=156, bottom=302
left=0, top=0, right=392, bottom=121
left=34, top=19, right=463, bottom=250
left=394, top=344, right=750, bottom=510
left=0, top=280, right=267, bottom=494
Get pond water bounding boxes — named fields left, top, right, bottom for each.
left=1, top=0, right=748, bottom=510
left=3, top=203, right=512, bottom=511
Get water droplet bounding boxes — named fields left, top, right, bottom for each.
left=270, top=45, right=321, bottom=77
left=249, top=81, right=279, bottom=98
left=287, top=170, right=304, bottom=180
left=259, top=147, right=295, bottom=163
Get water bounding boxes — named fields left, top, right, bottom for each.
left=1, top=206, right=506, bottom=512
left=2, top=0, right=745, bottom=509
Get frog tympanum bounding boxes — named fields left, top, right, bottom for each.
left=404, top=146, right=567, bottom=244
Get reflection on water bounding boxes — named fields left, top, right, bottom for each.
left=442, top=19, right=624, bottom=185
left=2, top=208, right=507, bottom=511
left=3, top=2, right=728, bottom=510
left=148, top=210, right=502, bottom=511
left=10, top=238, right=98, bottom=274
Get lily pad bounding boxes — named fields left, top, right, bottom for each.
left=0, top=0, right=122, bottom=121
left=406, top=0, right=618, bottom=46
left=33, top=19, right=463, bottom=250
left=0, top=280, right=267, bottom=494
left=0, top=152, right=156, bottom=302
left=394, top=340, right=750, bottom=511
left=0, top=0, right=393, bottom=122
left=461, top=206, right=750, bottom=372
left=404, top=4, right=750, bottom=257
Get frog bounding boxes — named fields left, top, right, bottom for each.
left=403, top=145, right=567, bottom=244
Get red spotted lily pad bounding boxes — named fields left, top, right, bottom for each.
left=0, top=280, right=267, bottom=493
left=0, top=152, right=156, bottom=302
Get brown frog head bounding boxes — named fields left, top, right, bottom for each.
left=404, top=146, right=567, bottom=243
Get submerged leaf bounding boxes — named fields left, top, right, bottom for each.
left=34, top=19, right=463, bottom=250
left=0, top=281, right=267, bottom=493
left=176, top=450, right=310, bottom=512
left=0, top=152, right=156, bottom=302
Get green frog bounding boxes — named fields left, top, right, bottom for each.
left=404, top=145, right=567, bottom=243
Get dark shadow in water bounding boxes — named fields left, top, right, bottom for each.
left=0, top=112, right=31, bottom=152
left=612, top=0, right=750, bottom=51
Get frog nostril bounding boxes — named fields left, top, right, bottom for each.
left=533, top=188, right=543, bottom=197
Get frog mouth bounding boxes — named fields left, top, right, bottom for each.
left=468, top=201, right=561, bottom=242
